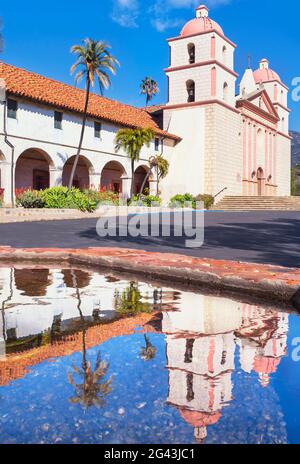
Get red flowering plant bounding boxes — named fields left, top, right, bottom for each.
left=83, top=184, right=120, bottom=206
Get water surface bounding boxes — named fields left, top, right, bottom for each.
left=0, top=266, right=299, bottom=444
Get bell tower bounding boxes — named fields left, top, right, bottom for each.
left=165, top=4, right=238, bottom=108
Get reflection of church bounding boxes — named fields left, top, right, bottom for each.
left=160, top=292, right=289, bottom=443
left=0, top=267, right=159, bottom=358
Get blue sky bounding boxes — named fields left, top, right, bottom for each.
left=1, top=0, right=299, bottom=129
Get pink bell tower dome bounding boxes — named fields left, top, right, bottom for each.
left=180, top=5, right=224, bottom=38
left=253, top=59, right=281, bottom=84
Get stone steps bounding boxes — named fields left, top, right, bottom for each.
left=211, top=196, right=300, bottom=211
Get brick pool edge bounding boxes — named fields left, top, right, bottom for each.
left=0, top=246, right=300, bottom=309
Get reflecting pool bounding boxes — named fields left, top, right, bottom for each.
left=0, top=266, right=299, bottom=444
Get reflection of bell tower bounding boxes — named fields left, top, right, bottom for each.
left=162, top=292, right=241, bottom=443
left=237, top=305, right=289, bottom=387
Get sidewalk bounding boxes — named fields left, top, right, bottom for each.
left=0, top=206, right=187, bottom=223
left=0, top=246, right=299, bottom=309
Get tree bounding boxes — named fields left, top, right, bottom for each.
left=140, top=77, right=159, bottom=106
left=68, top=38, right=119, bottom=189
left=68, top=270, right=112, bottom=409
left=115, top=128, right=154, bottom=198
left=114, top=282, right=152, bottom=317
left=291, top=164, right=300, bottom=196
left=139, top=155, right=169, bottom=197
left=140, top=335, right=157, bottom=361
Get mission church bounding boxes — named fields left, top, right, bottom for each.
left=0, top=4, right=291, bottom=206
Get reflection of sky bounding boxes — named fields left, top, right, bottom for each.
left=0, top=328, right=296, bottom=444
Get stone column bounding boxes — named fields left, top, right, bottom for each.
left=121, top=174, right=132, bottom=200
left=90, top=172, right=101, bottom=191
left=149, top=178, right=158, bottom=197
left=0, top=162, right=12, bottom=206
left=49, top=168, right=63, bottom=188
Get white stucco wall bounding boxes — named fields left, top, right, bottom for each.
left=160, top=106, right=205, bottom=201
left=0, top=97, right=166, bottom=204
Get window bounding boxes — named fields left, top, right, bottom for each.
left=7, top=98, right=18, bottom=119
left=155, top=137, right=160, bottom=151
left=94, top=121, right=102, bottom=139
left=222, top=46, right=227, bottom=65
left=223, top=82, right=229, bottom=102
left=54, top=111, right=63, bottom=130
left=186, top=80, right=195, bottom=103
left=187, top=43, right=195, bottom=64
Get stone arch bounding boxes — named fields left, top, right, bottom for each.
left=100, top=160, right=127, bottom=193
left=15, top=148, right=54, bottom=192
left=257, top=167, right=265, bottom=196
left=62, top=155, right=94, bottom=189
left=187, top=43, right=195, bottom=64
left=133, top=165, right=151, bottom=195
left=186, top=80, right=195, bottom=103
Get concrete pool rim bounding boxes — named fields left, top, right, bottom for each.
left=0, top=246, right=300, bottom=311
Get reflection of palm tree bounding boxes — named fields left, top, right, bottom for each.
left=114, top=283, right=151, bottom=317
left=68, top=270, right=112, bottom=409
left=140, top=335, right=157, bottom=361
left=68, top=352, right=112, bottom=408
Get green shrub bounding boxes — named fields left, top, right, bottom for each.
left=128, top=195, right=161, bottom=207
left=194, top=194, right=214, bottom=210
left=16, top=190, right=45, bottom=209
left=169, top=193, right=214, bottom=209
left=84, top=189, right=120, bottom=206
left=41, top=187, right=97, bottom=212
left=169, top=193, right=194, bottom=208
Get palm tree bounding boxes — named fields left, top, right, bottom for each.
left=139, top=154, right=169, bottom=197
left=68, top=270, right=112, bottom=409
left=140, top=335, right=157, bottom=361
left=115, top=128, right=154, bottom=198
left=114, top=282, right=152, bottom=317
left=68, top=39, right=119, bottom=189
left=140, top=77, right=159, bottom=107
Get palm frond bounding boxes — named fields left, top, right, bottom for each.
left=70, top=38, right=119, bottom=91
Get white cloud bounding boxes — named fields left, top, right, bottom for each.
left=150, top=0, right=232, bottom=32
left=111, top=0, right=232, bottom=31
left=111, top=0, right=139, bottom=28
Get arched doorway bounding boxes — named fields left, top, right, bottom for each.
left=257, top=167, right=265, bottom=196
left=101, top=161, right=126, bottom=193
left=62, top=155, right=93, bottom=190
left=134, top=165, right=150, bottom=195
left=15, top=148, right=53, bottom=192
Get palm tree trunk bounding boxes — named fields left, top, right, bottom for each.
left=68, top=77, right=91, bottom=189
left=130, top=158, right=135, bottom=198
left=139, top=168, right=152, bottom=197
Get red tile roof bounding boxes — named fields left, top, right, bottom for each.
left=0, top=62, right=180, bottom=142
